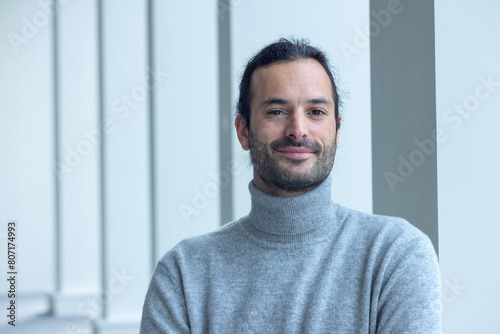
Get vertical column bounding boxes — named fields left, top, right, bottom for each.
left=435, top=1, right=500, bottom=332
left=218, top=0, right=234, bottom=225
left=52, top=0, right=101, bottom=315
left=370, top=0, right=439, bottom=252
left=146, top=0, right=157, bottom=278
left=97, top=0, right=151, bottom=332
left=0, top=0, right=56, bottom=300
left=153, top=0, right=220, bottom=259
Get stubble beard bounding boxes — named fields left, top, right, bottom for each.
left=248, top=129, right=337, bottom=193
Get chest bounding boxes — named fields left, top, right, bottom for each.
left=182, top=246, right=378, bottom=334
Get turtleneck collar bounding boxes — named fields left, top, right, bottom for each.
left=242, top=175, right=341, bottom=245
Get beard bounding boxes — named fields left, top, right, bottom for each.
left=248, top=129, right=337, bottom=193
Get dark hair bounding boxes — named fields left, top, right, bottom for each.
left=236, top=37, right=341, bottom=130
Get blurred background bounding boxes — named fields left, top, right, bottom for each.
left=0, top=0, right=499, bottom=333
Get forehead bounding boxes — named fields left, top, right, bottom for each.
left=250, top=59, right=333, bottom=105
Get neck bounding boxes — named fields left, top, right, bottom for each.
left=244, top=174, right=339, bottom=244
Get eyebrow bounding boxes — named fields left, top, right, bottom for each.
left=307, top=98, right=332, bottom=106
left=259, top=97, right=332, bottom=108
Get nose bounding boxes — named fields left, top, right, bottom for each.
left=285, top=111, right=307, bottom=141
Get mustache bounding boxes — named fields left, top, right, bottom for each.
left=270, top=137, right=321, bottom=153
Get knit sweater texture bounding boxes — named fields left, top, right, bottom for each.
left=140, top=176, right=442, bottom=333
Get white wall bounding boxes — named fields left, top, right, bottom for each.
left=435, top=1, right=500, bottom=332
left=99, top=0, right=151, bottom=330
left=53, top=0, right=101, bottom=318
left=153, top=0, right=220, bottom=261
left=0, top=0, right=56, bottom=296
left=0, top=0, right=220, bottom=332
left=231, top=0, right=373, bottom=218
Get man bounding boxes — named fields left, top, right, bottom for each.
left=140, top=38, right=441, bottom=333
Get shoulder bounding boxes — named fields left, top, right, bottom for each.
left=334, top=204, right=436, bottom=262
left=336, top=205, right=440, bottom=291
left=157, top=217, right=246, bottom=270
left=338, top=204, right=429, bottom=242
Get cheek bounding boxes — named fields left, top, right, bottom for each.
left=252, top=122, right=283, bottom=142
left=311, top=124, right=337, bottom=144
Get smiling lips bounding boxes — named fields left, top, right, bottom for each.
left=275, top=147, right=315, bottom=159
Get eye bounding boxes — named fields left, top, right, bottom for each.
left=268, top=109, right=284, bottom=116
left=310, top=109, right=326, bottom=116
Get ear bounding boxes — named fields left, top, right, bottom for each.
left=235, top=114, right=250, bottom=151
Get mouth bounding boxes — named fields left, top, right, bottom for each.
left=275, top=147, right=315, bottom=159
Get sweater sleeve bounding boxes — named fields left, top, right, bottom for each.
left=140, top=261, right=190, bottom=334
left=375, top=236, right=442, bottom=334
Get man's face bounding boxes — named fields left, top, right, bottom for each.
left=235, top=59, right=340, bottom=196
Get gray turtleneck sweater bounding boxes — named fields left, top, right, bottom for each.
left=140, top=177, right=441, bottom=333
